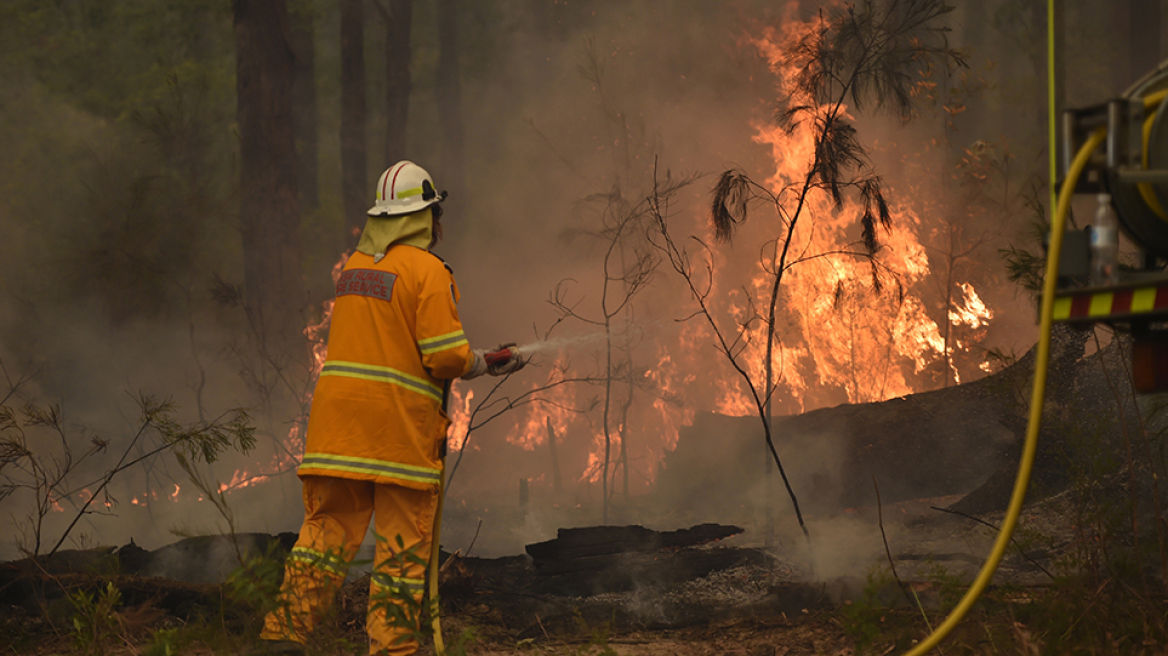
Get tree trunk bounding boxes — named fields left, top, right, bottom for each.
left=436, top=0, right=465, bottom=202
left=383, top=0, right=412, bottom=165
left=289, top=6, right=319, bottom=211
left=233, top=0, right=305, bottom=336
left=601, top=318, right=613, bottom=523
left=340, top=0, right=367, bottom=243
left=941, top=232, right=956, bottom=387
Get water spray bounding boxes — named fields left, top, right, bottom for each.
left=483, top=331, right=612, bottom=367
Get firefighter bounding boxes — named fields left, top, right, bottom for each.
left=259, top=161, right=525, bottom=655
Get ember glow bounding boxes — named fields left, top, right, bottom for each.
left=580, top=430, right=611, bottom=484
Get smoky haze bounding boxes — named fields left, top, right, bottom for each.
left=1, top=0, right=1162, bottom=583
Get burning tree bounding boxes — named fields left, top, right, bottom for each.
left=651, top=0, right=964, bottom=540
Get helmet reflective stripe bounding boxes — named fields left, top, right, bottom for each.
left=369, top=160, right=445, bottom=216
left=380, top=161, right=408, bottom=201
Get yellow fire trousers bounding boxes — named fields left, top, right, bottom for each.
left=261, top=476, right=438, bottom=655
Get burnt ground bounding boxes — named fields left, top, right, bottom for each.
left=0, top=491, right=1088, bottom=656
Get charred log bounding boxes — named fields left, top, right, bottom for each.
left=526, top=523, right=742, bottom=562
left=530, top=547, right=767, bottom=597
left=524, top=523, right=749, bottom=597
left=655, top=325, right=1101, bottom=518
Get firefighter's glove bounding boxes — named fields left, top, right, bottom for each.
left=463, top=350, right=489, bottom=379
left=486, top=343, right=528, bottom=376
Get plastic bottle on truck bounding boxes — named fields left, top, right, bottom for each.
left=1091, top=193, right=1119, bottom=286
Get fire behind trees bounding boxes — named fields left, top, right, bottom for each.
left=652, top=0, right=965, bottom=541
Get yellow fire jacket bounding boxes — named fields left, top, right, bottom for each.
left=298, top=245, right=472, bottom=490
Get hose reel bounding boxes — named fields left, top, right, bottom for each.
left=1062, top=60, right=1168, bottom=262
left=1056, top=61, right=1168, bottom=392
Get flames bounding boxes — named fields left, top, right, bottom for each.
left=697, top=6, right=997, bottom=410
left=128, top=484, right=179, bottom=507
left=512, top=355, right=575, bottom=452
left=506, top=6, right=992, bottom=490
left=446, top=384, right=474, bottom=452
left=208, top=7, right=998, bottom=505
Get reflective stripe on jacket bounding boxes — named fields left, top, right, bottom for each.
left=299, top=246, right=472, bottom=489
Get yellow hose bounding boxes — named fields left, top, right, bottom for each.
left=1144, top=89, right=1168, bottom=110
left=902, top=83, right=1168, bottom=656
left=429, top=464, right=447, bottom=655
left=900, top=124, right=1104, bottom=655
left=1140, top=90, right=1168, bottom=220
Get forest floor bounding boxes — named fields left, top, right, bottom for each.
left=6, top=578, right=1160, bottom=656
left=5, top=492, right=1168, bottom=655
left=2, top=600, right=856, bottom=656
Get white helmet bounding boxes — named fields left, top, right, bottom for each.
left=367, top=160, right=447, bottom=217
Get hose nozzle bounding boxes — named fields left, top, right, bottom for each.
left=484, top=345, right=518, bottom=367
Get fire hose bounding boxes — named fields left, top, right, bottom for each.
left=429, top=457, right=447, bottom=655
left=429, top=345, right=517, bottom=655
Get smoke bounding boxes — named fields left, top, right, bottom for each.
left=0, top=0, right=1140, bottom=587
left=514, top=331, right=610, bottom=361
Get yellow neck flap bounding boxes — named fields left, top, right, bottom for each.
left=356, top=206, right=434, bottom=262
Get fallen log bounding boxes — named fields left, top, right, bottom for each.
left=526, top=523, right=742, bottom=561
left=529, top=547, right=768, bottom=596
left=523, top=523, right=752, bottom=597
left=654, top=326, right=1111, bottom=517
